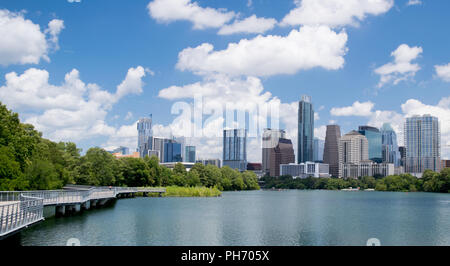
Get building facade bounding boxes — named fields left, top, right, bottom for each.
left=269, top=138, right=295, bottom=177
left=280, top=162, right=330, bottom=178
left=164, top=141, right=182, bottom=163
left=298, top=95, right=314, bottom=163
left=358, top=126, right=382, bottom=163
left=380, top=123, right=401, bottom=167
left=313, top=138, right=325, bottom=162
left=223, top=129, right=247, bottom=172
left=196, top=159, right=221, bottom=168
left=137, top=117, right=153, bottom=158
left=405, top=115, right=441, bottom=174
left=262, top=129, right=287, bottom=176
left=324, top=125, right=341, bottom=177
left=399, top=146, right=406, bottom=167
left=339, top=131, right=369, bottom=178
left=340, top=162, right=395, bottom=179
left=184, top=146, right=196, bottom=163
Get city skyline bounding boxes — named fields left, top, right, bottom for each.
left=0, top=0, right=449, bottom=164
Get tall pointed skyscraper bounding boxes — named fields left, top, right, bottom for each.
left=324, top=125, right=341, bottom=177
left=137, top=116, right=153, bottom=158
left=298, top=95, right=314, bottom=163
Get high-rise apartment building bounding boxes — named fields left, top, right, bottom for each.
left=223, top=129, right=247, bottom=172
left=405, top=115, right=441, bottom=174
left=358, top=126, right=382, bottom=163
left=324, top=125, right=341, bottom=177
left=380, top=123, right=401, bottom=167
left=137, top=117, right=153, bottom=158
left=298, top=95, right=314, bottom=163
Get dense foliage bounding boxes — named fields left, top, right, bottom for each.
left=261, top=169, right=450, bottom=193
left=0, top=102, right=259, bottom=191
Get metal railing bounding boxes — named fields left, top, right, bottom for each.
left=0, top=186, right=166, bottom=238
left=0, top=194, right=43, bottom=238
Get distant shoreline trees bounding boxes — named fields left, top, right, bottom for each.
left=261, top=169, right=450, bottom=193
left=0, top=102, right=259, bottom=191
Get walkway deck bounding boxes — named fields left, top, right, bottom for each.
left=0, top=186, right=166, bottom=239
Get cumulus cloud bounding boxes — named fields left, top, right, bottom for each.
left=45, top=19, right=65, bottom=50
left=147, top=0, right=235, bottom=29
left=374, top=44, right=423, bottom=88
left=435, top=63, right=450, bottom=82
left=281, top=0, right=394, bottom=27
left=157, top=73, right=315, bottom=161
left=68, top=0, right=81, bottom=2
left=177, top=25, right=348, bottom=77
left=330, top=101, right=375, bottom=117
left=0, top=9, right=65, bottom=66
left=0, top=67, right=146, bottom=142
left=218, top=15, right=277, bottom=35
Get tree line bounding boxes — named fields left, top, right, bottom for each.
left=261, top=169, right=450, bottom=193
left=0, top=102, right=259, bottom=191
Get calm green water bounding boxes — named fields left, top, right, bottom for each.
left=19, top=190, right=450, bottom=246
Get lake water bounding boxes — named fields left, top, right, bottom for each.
left=18, top=190, right=450, bottom=246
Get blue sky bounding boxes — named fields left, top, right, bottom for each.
left=0, top=0, right=449, bottom=161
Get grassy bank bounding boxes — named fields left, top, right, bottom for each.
left=139, top=186, right=222, bottom=197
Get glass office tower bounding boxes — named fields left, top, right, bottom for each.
left=298, top=95, right=314, bottom=163
left=380, top=123, right=401, bottom=167
left=358, top=126, right=382, bottom=163
left=405, top=115, right=441, bottom=174
left=223, top=129, right=247, bottom=172
left=185, top=146, right=196, bottom=163
left=164, top=141, right=182, bottom=163
left=137, top=116, right=153, bottom=158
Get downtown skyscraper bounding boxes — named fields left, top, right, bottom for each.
left=405, top=115, right=441, bottom=174
left=223, top=129, right=247, bottom=172
left=324, top=125, right=341, bottom=177
left=298, top=95, right=314, bottom=163
left=262, top=129, right=295, bottom=177
left=137, top=116, right=153, bottom=158
left=380, top=123, right=401, bottom=167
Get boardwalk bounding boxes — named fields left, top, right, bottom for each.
left=0, top=186, right=165, bottom=239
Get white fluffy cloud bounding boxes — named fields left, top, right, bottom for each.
left=435, top=63, right=450, bottom=82
left=0, top=9, right=64, bottom=66
left=157, top=73, right=313, bottom=161
left=330, top=101, right=375, bottom=117
left=0, top=67, right=146, bottom=142
left=374, top=44, right=423, bottom=87
left=45, top=19, right=65, bottom=50
left=218, top=15, right=277, bottom=35
left=147, top=0, right=235, bottom=30
left=281, top=0, right=394, bottom=27
left=177, top=25, right=348, bottom=77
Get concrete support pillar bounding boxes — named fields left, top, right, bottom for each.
left=56, top=205, right=66, bottom=216
left=43, top=205, right=56, bottom=218
left=91, top=200, right=98, bottom=208
left=82, top=201, right=90, bottom=210
left=74, top=204, right=81, bottom=212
